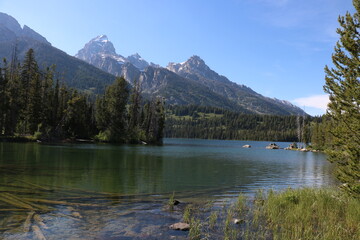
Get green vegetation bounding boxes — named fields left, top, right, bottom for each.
left=189, top=217, right=202, bottom=240
left=183, top=204, right=193, bottom=223
left=165, top=105, right=311, bottom=142
left=309, top=115, right=334, bottom=151
left=310, top=0, right=360, bottom=196
left=323, top=0, right=360, bottom=196
left=167, top=192, right=176, bottom=211
left=207, top=211, right=218, bottom=230
left=181, top=188, right=360, bottom=240
left=0, top=49, right=165, bottom=144
left=263, top=188, right=359, bottom=239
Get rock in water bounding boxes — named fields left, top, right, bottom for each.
left=169, top=222, right=190, bottom=231
left=266, top=143, right=279, bottom=149
left=234, top=218, right=245, bottom=224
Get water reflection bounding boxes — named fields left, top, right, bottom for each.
left=0, top=139, right=338, bottom=239
left=0, top=139, right=336, bottom=196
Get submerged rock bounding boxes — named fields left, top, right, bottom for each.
left=169, top=222, right=190, bottom=231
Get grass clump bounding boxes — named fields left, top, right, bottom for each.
left=263, top=188, right=360, bottom=240
left=189, top=217, right=202, bottom=240
left=223, top=208, right=238, bottom=240
left=183, top=204, right=193, bottom=223
left=178, top=188, right=360, bottom=240
left=236, top=193, right=246, bottom=216
left=167, top=191, right=175, bottom=211
left=208, top=211, right=218, bottom=229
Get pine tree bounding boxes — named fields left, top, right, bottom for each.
left=128, top=80, right=143, bottom=142
left=0, top=61, right=8, bottom=134
left=95, top=77, right=129, bottom=142
left=63, top=91, right=91, bottom=138
left=107, top=77, right=129, bottom=142
left=128, top=80, right=141, bottom=130
left=41, top=66, right=55, bottom=133
left=50, top=78, right=60, bottom=134
left=95, top=95, right=108, bottom=132
left=324, top=0, right=360, bottom=196
left=20, top=48, right=41, bottom=133
left=155, top=97, right=165, bottom=144
left=2, top=56, right=22, bottom=136
left=27, top=71, right=43, bottom=134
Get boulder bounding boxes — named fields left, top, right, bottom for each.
left=266, top=143, right=279, bottom=149
left=169, top=222, right=190, bottom=231
left=234, top=218, right=245, bottom=224
left=300, top=148, right=309, bottom=152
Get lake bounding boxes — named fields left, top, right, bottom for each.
left=0, top=138, right=336, bottom=239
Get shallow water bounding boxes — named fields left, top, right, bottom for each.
left=0, top=138, right=336, bottom=239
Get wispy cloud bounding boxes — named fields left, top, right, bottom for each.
left=292, top=94, right=329, bottom=112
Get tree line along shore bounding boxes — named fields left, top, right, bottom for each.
left=0, top=49, right=165, bottom=145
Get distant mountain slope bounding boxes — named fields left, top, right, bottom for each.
left=167, top=55, right=305, bottom=115
left=77, top=35, right=305, bottom=115
left=0, top=13, right=115, bottom=94
left=123, top=64, right=253, bottom=112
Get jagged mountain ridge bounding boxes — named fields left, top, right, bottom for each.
left=0, top=12, right=50, bottom=45
left=167, top=55, right=303, bottom=115
left=117, top=62, right=252, bottom=112
left=76, top=35, right=305, bottom=115
left=75, top=35, right=151, bottom=72
left=0, top=13, right=115, bottom=94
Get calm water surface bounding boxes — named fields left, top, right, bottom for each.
left=0, top=138, right=336, bottom=239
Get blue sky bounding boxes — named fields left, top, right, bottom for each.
left=0, top=0, right=354, bottom=115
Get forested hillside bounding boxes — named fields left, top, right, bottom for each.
left=165, top=105, right=311, bottom=142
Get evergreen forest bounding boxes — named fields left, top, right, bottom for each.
left=0, top=49, right=165, bottom=144
left=165, top=105, right=311, bottom=142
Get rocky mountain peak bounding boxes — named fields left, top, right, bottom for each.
left=22, top=25, right=50, bottom=44
left=182, top=55, right=211, bottom=74
left=75, top=34, right=126, bottom=65
left=186, top=55, right=206, bottom=66
left=91, top=35, right=116, bottom=55
left=0, top=12, right=22, bottom=35
left=129, top=53, right=141, bottom=59
left=76, top=35, right=156, bottom=72
left=93, top=34, right=110, bottom=43
left=167, top=55, right=213, bottom=74
left=167, top=55, right=229, bottom=84
left=127, top=53, right=149, bottom=70
left=0, top=12, right=50, bottom=45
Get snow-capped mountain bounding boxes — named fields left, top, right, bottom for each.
left=75, top=35, right=306, bottom=115
left=75, top=35, right=150, bottom=75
